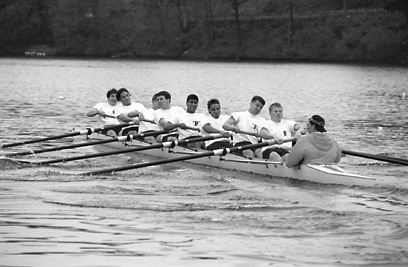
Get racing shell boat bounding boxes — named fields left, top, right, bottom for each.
left=87, top=133, right=376, bottom=187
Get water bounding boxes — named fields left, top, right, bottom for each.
left=0, top=58, right=407, bottom=266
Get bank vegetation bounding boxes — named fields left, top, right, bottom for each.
left=1, top=0, right=407, bottom=64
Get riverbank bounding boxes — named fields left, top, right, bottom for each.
left=2, top=10, right=407, bottom=66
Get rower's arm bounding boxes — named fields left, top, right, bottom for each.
left=163, top=121, right=180, bottom=131
left=203, top=123, right=220, bottom=133
left=87, top=108, right=99, bottom=117
left=203, top=123, right=230, bottom=137
left=259, top=127, right=283, bottom=144
left=222, top=116, right=237, bottom=132
left=117, top=113, right=135, bottom=123
left=127, top=110, right=140, bottom=118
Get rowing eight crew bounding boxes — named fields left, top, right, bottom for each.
left=87, top=88, right=342, bottom=167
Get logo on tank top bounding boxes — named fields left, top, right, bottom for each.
left=283, top=130, right=287, bottom=136
left=194, top=121, right=200, bottom=126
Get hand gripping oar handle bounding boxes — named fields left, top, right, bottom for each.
left=342, top=150, right=408, bottom=166
left=5, top=129, right=171, bottom=157
left=0, top=122, right=137, bottom=148
left=81, top=137, right=294, bottom=176
left=28, top=133, right=225, bottom=165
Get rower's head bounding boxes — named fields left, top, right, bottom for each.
left=152, top=93, right=160, bottom=110
left=268, top=102, right=283, bottom=122
left=186, top=94, right=199, bottom=114
left=307, top=115, right=326, bottom=133
left=207, top=98, right=221, bottom=119
left=249, top=95, right=265, bottom=115
left=116, top=88, right=132, bottom=106
left=106, top=88, right=117, bottom=106
left=156, top=91, right=171, bottom=109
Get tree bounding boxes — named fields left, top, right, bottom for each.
left=0, top=0, right=54, bottom=53
left=384, top=0, right=408, bottom=23
left=225, top=0, right=248, bottom=52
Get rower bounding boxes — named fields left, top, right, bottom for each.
left=115, top=88, right=147, bottom=136
left=152, top=90, right=185, bottom=142
left=259, top=102, right=302, bottom=162
left=222, top=95, right=267, bottom=158
left=164, top=94, right=207, bottom=149
left=86, top=88, right=121, bottom=136
left=138, top=93, right=160, bottom=143
left=201, top=98, right=232, bottom=150
left=286, top=115, right=341, bottom=167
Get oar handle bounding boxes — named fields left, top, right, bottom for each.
left=140, top=119, right=156, bottom=124
left=227, top=137, right=296, bottom=154
left=104, top=114, right=116, bottom=118
left=184, top=126, right=200, bottom=132
left=235, top=130, right=259, bottom=137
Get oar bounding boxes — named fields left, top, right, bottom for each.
left=183, top=126, right=201, bottom=132
left=0, top=122, right=137, bottom=149
left=235, top=130, right=260, bottom=137
left=342, top=149, right=408, bottom=166
left=81, top=137, right=296, bottom=176
left=23, top=134, right=227, bottom=165
left=4, top=129, right=171, bottom=157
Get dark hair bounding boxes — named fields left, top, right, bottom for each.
left=187, top=94, right=199, bottom=102
left=207, top=98, right=220, bottom=109
left=251, top=95, right=265, bottom=106
left=116, top=88, right=129, bottom=101
left=106, top=88, right=117, bottom=98
left=268, top=102, right=282, bottom=111
left=156, top=90, right=171, bottom=101
left=152, top=93, right=158, bottom=101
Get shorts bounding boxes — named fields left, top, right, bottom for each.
left=158, top=133, right=179, bottom=142
left=262, top=147, right=289, bottom=159
left=121, top=126, right=139, bottom=136
left=100, top=126, right=121, bottom=136
left=206, top=141, right=233, bottom=151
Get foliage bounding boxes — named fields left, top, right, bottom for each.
left=0, top=0, right=407, bottom=64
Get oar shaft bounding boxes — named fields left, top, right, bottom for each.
left=6, top=129, right=171, bottom=157
left=235, top=130, right=259, bottom=137
left=83, top=151, right=216, bottom=175
left=33, top=134, right=224, bottom=165
left=81, top=137, right=293, bottom=175
left=227, top=137, right=296, bottom=153
left=0, top=122, right=136, bottom=148
left=184, top=126, right=200, bottom=131
left=342, top=150, right=408, bottom=166
left=1, top=131, right=85, bottom=148
left=36, top=142, right=166, bottom=165
left=6, top=137, right=118, bottom=157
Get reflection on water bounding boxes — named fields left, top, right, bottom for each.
left=1, top=58, right=408, bottom=266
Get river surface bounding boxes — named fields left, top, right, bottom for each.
left=0, top=58, right=407, bottom=266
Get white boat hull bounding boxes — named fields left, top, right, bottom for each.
left=88, top=134, right=375, bottom=187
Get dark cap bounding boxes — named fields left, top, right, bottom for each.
left=309, top=115, right=326, bottom=132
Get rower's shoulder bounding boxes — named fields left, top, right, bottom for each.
left=170, top=106, right=185, bottom=112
